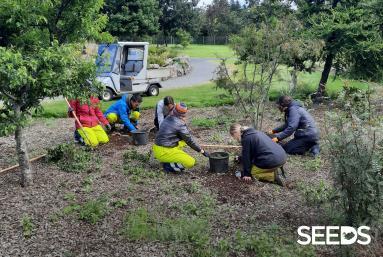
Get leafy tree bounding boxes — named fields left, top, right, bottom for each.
left=244, top=0, right=292, bottom=27
left=203, top=0, right=243, bottom=37
left=280, top=17, right=324, bottom=94
left=0, top=0, right=112, bottom=186
left=103, top=0, right=161, bottom=40
left=216, top=20, right=289, bottom=129
left=296, top=0, right=383, bottom=100
left=176, top=29, right=192, bottom=48
left=159, top=0, right=201, bottom=44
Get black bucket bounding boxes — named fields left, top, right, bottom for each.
left=209, top=152, right=229, bottom=173
left=131, top=130, right=148, bottom=145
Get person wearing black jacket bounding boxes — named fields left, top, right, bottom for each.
left=230, top=124, right=287, bottom=185
left=153, top=102, right=209, bottom=172
left=270, top=96, right=320, bottom=156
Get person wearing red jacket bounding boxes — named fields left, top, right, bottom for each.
left=68, top=97, right=111, bottom=147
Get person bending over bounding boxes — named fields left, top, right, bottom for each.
left=153, top=102, right=209, bottom=172
left=104, top=94, right=142, bottom=132
left=154, top=96, right=175, bottom=130
left=270, top=96, right=320, bottom=156
left=230, top=124, right=287, bottom=186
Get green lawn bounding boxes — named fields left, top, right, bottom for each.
left=39, top=44, right=372, bottom=118
left=170, top=44, right=234, bottom=59
left=227, top=60, right=370, bottom=99
left=38, top=83, right=233, bottom=118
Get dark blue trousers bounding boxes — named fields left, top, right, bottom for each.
left=283, top=137, right=319, bottom=156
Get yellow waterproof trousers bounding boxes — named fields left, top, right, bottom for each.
left=251, top=165, right=283, bottom=182
left=152, top=141, right=196, bottom=168
left=78, top=125, right=109, bottom=147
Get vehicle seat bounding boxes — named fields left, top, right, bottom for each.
left=125, top=60, right=143, bottom=76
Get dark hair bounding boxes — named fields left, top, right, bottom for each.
left=130, top=93, right=143, bottom=103
left=164, top=96, right=174, bottom=106
left=277, top=95, right=292, bottom=107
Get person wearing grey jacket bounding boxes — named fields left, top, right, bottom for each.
left=152, top=102, right=209, bottom=172
left=270, top=96, right=320, bottom=156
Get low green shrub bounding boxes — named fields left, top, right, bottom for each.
left=123, top=150, right=149, bottom=163
left=47, top=143, right=100, bottom=173
left=78, top=197, right=109, bottom=224
left=303, top=157, right=322, bottom=172
left=148, top=46, right=179, bottom=66
left=233, top=228, right=316, bottom=257
left=121, top=208, right=209, bottom=246
left=297, top=180, right=334, bottom=206
left=21, top=215, right=34, bottom=239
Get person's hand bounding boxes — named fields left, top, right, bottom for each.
left=272, top=137, right=278, bottom=143
left=201, top=149, right=210, bottom=158
left=68, top=107, right=74, bottom=113
left=242, top=176, right=252, bottom=182
left=268, top=130, right=274, bottom=134
left=105, top=123, right=112, bottom=132
left=234, top=155, right=242, bottom=164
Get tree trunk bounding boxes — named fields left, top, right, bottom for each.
left=14, top=107, right=33, bottom=187
left=289, top=68, right=298, bottom=93
left=315, top=52, right=334, bottom=100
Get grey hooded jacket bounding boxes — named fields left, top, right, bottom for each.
left=273, top=101, right=319, bottom=141
left=155, top=115, right=201, bottom=152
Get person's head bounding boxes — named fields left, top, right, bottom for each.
left=277, top=95, right=292, bottom=112
left=164, top=96, right=175, bottom=111
left=229, top=124, right=249, bottom=142
left=172, top=102, right=188, bottom=121
left=129, top=94, right=142, bottom=110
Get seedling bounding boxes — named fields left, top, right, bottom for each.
left=21, top=215, right=34, bottom=239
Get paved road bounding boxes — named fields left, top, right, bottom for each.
left=0, top=58, right=219, bottom=106
left=161, top=58, right=219, bottom=89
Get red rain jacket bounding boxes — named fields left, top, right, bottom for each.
left=69, top=97, right=109, bottom=129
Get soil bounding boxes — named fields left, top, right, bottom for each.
left=0, top=105, right=381, bottom=257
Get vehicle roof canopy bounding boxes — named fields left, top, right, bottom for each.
left=118, top=42, right=149, bottom=46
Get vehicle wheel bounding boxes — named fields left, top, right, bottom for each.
left=102, top=88, right=114, bottom=101
left=146, top=84, right=159, bottom=96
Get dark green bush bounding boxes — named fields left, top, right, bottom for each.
left=47, top=143, right=100, bottom=173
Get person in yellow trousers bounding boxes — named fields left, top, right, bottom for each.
left=152, top=102, right=209, bottom=172
left=229, top=124, right=287, bottom=186
left=68, top=96, right=111, bottom=147
left=104, top=94, right=142, bottom=132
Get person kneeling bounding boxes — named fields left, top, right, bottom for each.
left=104, top=94, right=142, bottom=133
left=68, top=96, right=111, bottom=147
left=152, top=102, right=209, bottom=172
left=270, top=96, right=320, bottom=156
left=230, top=124, right=287, bottom=186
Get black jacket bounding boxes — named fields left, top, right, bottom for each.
left=273, top=101, right=319, bottom=141
left=241, top=128, right=287, bottom=177
left=155, top=115, right=201, bottom=152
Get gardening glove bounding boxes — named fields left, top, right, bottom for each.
left=234, top=155, right=242, bottom=164
left=105, top=123, right=112, bottom=132
left=202, top=150, right=210, bottom=158
left=68, top=106, right=74, bottom=113
left=272, top=137, right=279, bottom=143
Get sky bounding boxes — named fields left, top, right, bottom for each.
left=198, top=0, right=246, bottom=7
